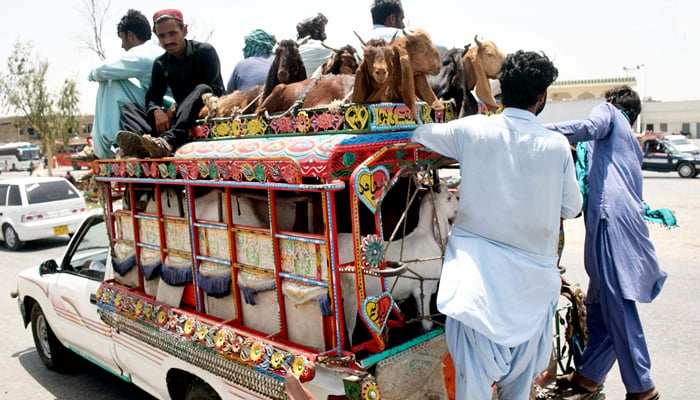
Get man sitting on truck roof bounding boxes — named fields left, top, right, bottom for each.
left=71, top=9, right=166, bottom=161
left=117, top=8, right=225, bottom=158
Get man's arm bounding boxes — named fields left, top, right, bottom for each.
left=198, top=45, right=225, bottom=96
left=544, top=103, right=615, bottom=144
left=89, top=50, right=152, bottom=82
left=146, top=60, right=168, bottom=113
left=411, top=121, right=461, bottom=160
left=561, top=145, right=583, bottom=219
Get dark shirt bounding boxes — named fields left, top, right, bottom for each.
left=146, top=39, right=225, bottom=114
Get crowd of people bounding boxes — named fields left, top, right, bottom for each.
left=69, top=1, right=665, bottom=399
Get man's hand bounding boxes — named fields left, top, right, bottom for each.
left=154, top=108, right=170, bottom=134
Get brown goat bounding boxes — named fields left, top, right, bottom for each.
left=198, top=85, right=263, bottom=119
left=256, top=74, right=355, bottom=115
left=390, top=29, right=443, bottom=120
left=351, top=38, right=395, bottom=104
left=463, top=35, right=505, bottom=113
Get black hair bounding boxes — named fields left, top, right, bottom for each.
left=296, top=13, right=328, bottom=41
left=371, top=0, right=403, bottom=25
left=117, top=9, right=151, bottom=42
left=499, top=50, right=558, bottom=109
left=605, top=85, right=641, bottom=126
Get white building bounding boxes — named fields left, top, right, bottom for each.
left=541, top=77, right=700, bottom=138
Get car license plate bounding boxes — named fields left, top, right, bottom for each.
left=54, top=225, right=69, bottom=235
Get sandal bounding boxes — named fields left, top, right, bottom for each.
left=554, top=375, right=602, bottom=400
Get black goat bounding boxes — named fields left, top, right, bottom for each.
left=262, top=39, right=307, bottom=101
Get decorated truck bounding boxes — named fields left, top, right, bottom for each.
left=13, top=100, right=471, bottom=399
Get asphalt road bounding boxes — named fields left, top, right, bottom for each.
left=1, top=165, right=698, bottom=399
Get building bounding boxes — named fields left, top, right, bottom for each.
left=0, top=116, right=93, bottom=146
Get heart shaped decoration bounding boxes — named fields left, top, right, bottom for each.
left=362, top=292, right=395, bottom=333
left=345, top=105, right=369, bottom=130
left=354, top=166, right=390, bottom=213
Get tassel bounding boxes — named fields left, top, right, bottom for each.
left=318, top=294, right=332, bottom=317
left=160, top=262, right=193, bottom=286
left=140, top=260, right=162, bottom=281
left=197, top=270, right=232, bottom=298
left=113, top=254, right=136, bottom=276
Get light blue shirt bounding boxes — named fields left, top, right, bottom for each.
left=412, top=108, right=582, bottom=345
left=298, top=39, right=335, bottom=78
left=88, top=40, right=164, bottom=159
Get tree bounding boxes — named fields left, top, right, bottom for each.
left=78, top=0, right=111, bottom=61
left=0, top=41, right=81, bottom=175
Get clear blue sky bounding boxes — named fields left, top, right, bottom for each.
left=2, top=0, right=698, bottom=116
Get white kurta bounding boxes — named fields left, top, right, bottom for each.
left=412, top=108, right=582, bottom=346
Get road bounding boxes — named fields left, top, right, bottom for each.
left=1, top=165, right=698, bottom=399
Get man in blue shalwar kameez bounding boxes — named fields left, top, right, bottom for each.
left=546, top=85, right=665, bottom=400
left=412, top=51, right=582, bottom=400
left=83, top=9, right=166, bottom=160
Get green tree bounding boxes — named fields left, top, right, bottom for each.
left=0, top=40, right=80, bottom=175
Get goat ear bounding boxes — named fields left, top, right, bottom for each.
left=351, top=64, right=369, bottom=103
left=394, top=49, right=417, bottom=120
left=471, top=48, right=499, bottom=112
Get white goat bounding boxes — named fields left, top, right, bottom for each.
left=339, top=184, right=458, bottom=343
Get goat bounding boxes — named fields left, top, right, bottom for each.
left=200, top=38, right=309, bottom=120
left=389, top=29, right=443, bottom=121
left=262, top=39, right=308, bottom=102
left=463, top=35, right=505, bottom=114
left=256, top=74, right=355, bottom=115
left=351, top=37, right=395, bottom=105
left=428, top=47, right=470, bottom=117
left=320, top=44, right=361, bottom=75
left=338, top=183, right=459, bottom=344
left=199, top=85, right=263, bottom=119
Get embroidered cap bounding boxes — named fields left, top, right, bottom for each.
left=153, top=9, right=183, bottom=24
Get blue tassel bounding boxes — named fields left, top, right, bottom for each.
left=160, top=262, right=193, bottom=286
left=140, top=260, right=162, bottom=281
left=318, top=294, right=332, bottom=317
left=113, top=254, right=136, bottom=276
left=197, top=270, right=232, bottom=298
left=238, top=281, right=277, bottom=305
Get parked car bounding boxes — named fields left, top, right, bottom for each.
left=642, top=139, right=700, bottom=178
left=0, top=177, right=87, bottom=250
left=663, top=134, right=700, bottom=154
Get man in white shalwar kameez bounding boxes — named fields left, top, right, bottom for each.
left=412, top=50, right=582, bottom=400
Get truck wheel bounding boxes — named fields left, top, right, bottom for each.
left=31, top=304, right=74, bottom=372
left=184, top=379, right=221, bottom=400
left=3, top=224, right=23, bottom=250
left=677, top=162, right=696, bottom=178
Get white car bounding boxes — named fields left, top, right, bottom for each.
left=664, top=134, right=700, bottom=154
left=0, top=176, right=87, bottom=250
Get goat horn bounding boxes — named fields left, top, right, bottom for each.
left=353, top=31, right=366, bottom=47
left=297, top=35, right=310, bottom=46
left=320, top=42, right=340, bottom=53
left=474, top=34, right=482, bottom=47
left=389, top=30, right=400, bottom=44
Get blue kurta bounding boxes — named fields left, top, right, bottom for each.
left=546, top=103, right=667, bottom=303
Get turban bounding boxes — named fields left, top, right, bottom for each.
left=243, top=29, right=276, bottom=58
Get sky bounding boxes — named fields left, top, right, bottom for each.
left=2, top=0, right=699, bottom=117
